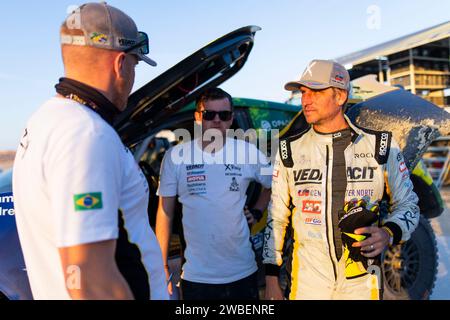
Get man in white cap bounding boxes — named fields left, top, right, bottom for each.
left=13, top=3, right=168, bottom=300
left=263, top=60, right=419, bottom=300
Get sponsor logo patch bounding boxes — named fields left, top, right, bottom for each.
left=399, top=161, right=407, bottom=173
left=186, top=164, right=205, bottom=171
left=187, top=182, right=206, bottom=188
left=187, top=175, right=206, bottom=183
left=294, top=169, right=323, bottom=185
left=346, top=189, right=374, bottom=197
left=330, top=78, right=344, bottom=86
left=225, top=164, right=242, bottom=177
left=229, top=177, right=240, bottom=192
left=187, top=170, right=205, bottom=176
left=224, top=164, right=241, bottom=171
left=354, top=152, right=374, bottom=159
left=118, top=38, right=137, bottom=47
left=347, top=166, right=376, bottom=182
left=298, top=189, right=322, bottom=197
left=400, top=211, right=417, bottom=230
left=305, top=217, right=322, bottom=225
left=302, top=200, right=321, bottom=214
left=0, top=192, right=15, bottom=216
left=90, top=32, right=108, bottom=44
left=333, top=132, right=342, bottom=139
left=379, top=133, right=389, bottom=156
left=261, top=120, right=272, bottom=130
left=74, top=193, right=103, bottom=211
left=280, top=140, right=289, bottom=160
left=273, top=169, right=279, bottom=178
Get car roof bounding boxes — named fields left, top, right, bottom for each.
left=179, top=97, right=300, bottom=113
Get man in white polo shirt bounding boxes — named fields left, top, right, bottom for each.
left=13, top=3, right=168, bottom=300
left=156, top=88, right=272, bottom=300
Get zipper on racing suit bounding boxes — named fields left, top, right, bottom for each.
left=325, top=145, right=337, bottom=280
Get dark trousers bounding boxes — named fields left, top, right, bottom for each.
left=181, top=272, right=259, bottom=300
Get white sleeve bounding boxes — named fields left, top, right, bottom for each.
left=46, top=125, right=121, bottom=248
left=382, top=138, right=420, bottom=244
left=156, top=148, right=178, bottom=197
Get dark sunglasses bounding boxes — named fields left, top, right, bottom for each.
left=124, top=31, right=149, bottom=55
left=201, top=110, right=233, bottom=121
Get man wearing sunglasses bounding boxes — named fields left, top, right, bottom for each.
left=13, top=3, right=168, bottom=300
left=156, top=88, right=272, bottom=300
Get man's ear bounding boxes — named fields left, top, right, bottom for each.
left=194, top=110, right=202, bottom=123
left=337, top=90, right=348, bottom=107
left=113, top=52, right=127, bottom=79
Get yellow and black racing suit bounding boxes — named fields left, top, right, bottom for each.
left=263, top=115, right=419, bottom=300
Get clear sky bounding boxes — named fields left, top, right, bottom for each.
left=1, top=0, right=449, bottom=150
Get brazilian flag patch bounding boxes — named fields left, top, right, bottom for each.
left=74, top=193, right=103, bottom=211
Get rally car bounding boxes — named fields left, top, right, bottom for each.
left=0, top=25, right=447, bottom=300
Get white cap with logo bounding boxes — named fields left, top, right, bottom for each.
left=60, top=2, right=157, bottom=67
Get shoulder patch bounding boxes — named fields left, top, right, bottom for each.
left=375, top=131, right=392, bottom=165
left=74, top=193, right=103, bottom=211
left=279, top=139, right=293, bottom=168
left=355, top=125, right=392, bottom=165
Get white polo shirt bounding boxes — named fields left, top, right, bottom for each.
left=13, top=97, right=168, bottom=300
left=158, top=138, right=272, bottom=284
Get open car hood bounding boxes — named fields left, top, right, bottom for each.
left=115, top=26, right=261, bottom=147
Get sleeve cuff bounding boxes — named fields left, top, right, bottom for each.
left=382, top=222, right=402, bottom=245
left=264, top=264, right=281, bottom=277
left=156, top=188, right=177, bottom=197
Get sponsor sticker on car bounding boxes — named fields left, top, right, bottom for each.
left=0, top=192, right=15, bottom=216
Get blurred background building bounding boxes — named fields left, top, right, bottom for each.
left=287, top=21, right=450, bottom=110
left=338, top=21, right=450, bottom=187
left=336, top=21, right=450, bottom=111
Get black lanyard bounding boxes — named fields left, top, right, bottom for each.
left=55, top=77, right=120, bottom=126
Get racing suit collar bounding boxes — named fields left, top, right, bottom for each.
left=309, top=115, right=361, bottom=144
